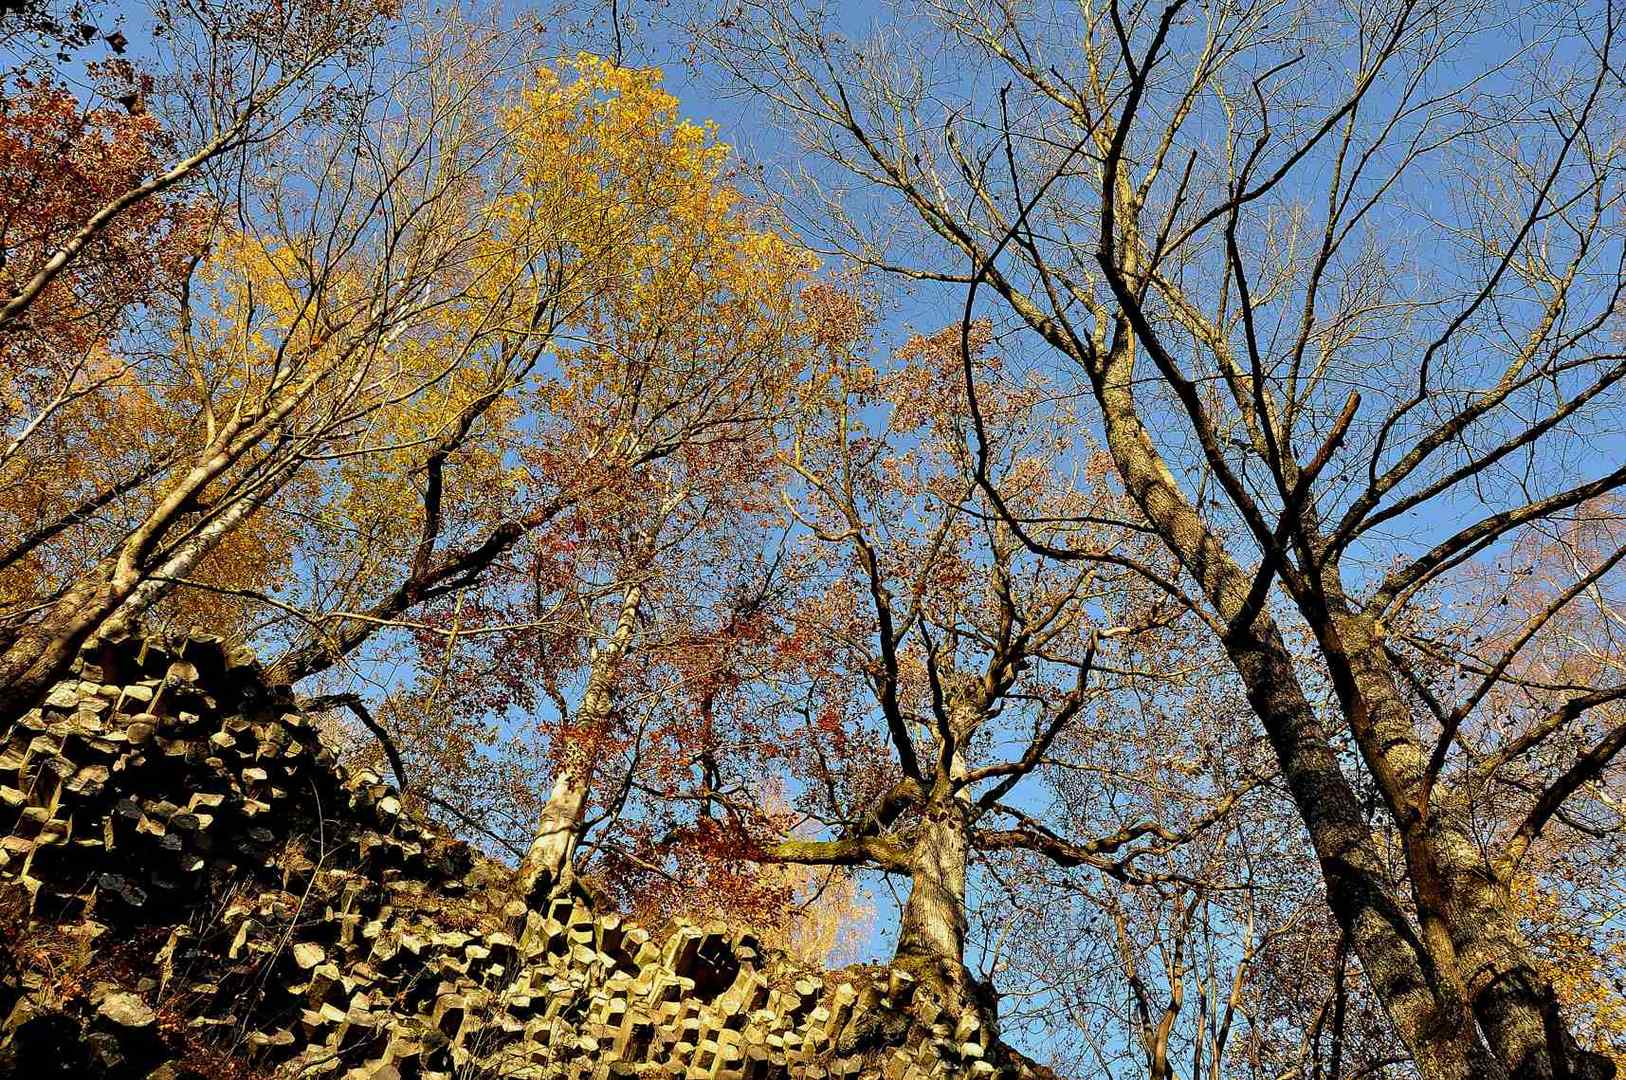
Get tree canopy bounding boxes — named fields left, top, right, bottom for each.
left=3, top=0, right=1626, bottom=1076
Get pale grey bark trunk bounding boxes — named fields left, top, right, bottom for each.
left=1227, top=629, right=1499, bottom=1080
left=523, top=760, right=594, bottom=894
left=518, top=580, right=643, bottom=899
left=1436, top=802, right=1613, bottom=1080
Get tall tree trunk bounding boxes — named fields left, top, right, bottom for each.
left=893, top=738, right=984, bottom=1030
left=0, top=357, right=337, bottom=718
left=517, top=580, right=643, bottom=900
left=895, top=796, right=970, bottom=975
left=1224, top=628, right=1501, bottom=1080
left=522, top=757, right=595, bottom=897
left=1323, top=610, right=1614, bottom=1080
left=1437, top=822, right=1611, bottom=1080
left=1089, top=354, right=1501, bottom=1080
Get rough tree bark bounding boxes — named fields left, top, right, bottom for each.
left=1322, top=610, right=1613, bottom=1080
left=889, top=681, right=1000, bottom=1033
left=1089, top=346, right=1505, bottom=1080
left=894, top=794, right=970, bottom=974
left=517, top=579, right=644, bottom=900
left=894, top=745, right=972, bottom=988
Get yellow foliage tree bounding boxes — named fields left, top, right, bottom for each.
left=264, top=51, right=814, bottom=696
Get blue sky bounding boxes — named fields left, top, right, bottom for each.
left=16, top=0, right=1625, bottom=1069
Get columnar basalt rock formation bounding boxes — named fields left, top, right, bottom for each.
left=0, top=634, right=1054, bottom=1080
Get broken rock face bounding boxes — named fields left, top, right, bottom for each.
left=0, top=633, right=1054, bottom=1079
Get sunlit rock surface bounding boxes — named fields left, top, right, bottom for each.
left=0, top=633, right=1053, bottom=1079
